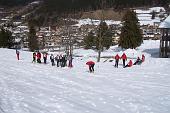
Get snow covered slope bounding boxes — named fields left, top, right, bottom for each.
left=0, top=40, right=170, bottom=113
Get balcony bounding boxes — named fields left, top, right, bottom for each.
left=161, top=36, right=170, bottom=41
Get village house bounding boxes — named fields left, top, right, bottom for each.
left=12, top=25, right=29, bottom=49
left=159, top=15, right=170, bottom=58
left=135, top=7, right=167, bottom=40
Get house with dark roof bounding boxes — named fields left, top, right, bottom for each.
left=159, top=15, right=170, bottom=57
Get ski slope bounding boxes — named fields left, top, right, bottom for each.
left=0, top=40, right=170, bottom=113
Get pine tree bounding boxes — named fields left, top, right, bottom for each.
left=96, top=21, right=113, bottom=50
left=28, top=22, right=39, bottom=52
left=83, top=21, right=113, bottom=51
left=119, top=9, right=143, bottom=49
left=84, top=31, right=95, bottom=49
left=0, top=28, right=14, bottom=48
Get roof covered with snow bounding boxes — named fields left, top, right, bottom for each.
left=135, top=7, right=165, bottom=14
left=159, top=15, right=170, bottom=28
left=135, top=7, right=164, bottom=26
left=74, top=18, right=121, bottom=27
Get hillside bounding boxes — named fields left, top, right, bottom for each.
left=81, top=9, right=125, bottom=21
left=1, top=40, right=170, bottom=113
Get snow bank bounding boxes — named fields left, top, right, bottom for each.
left=1, top=40, right=170, bottom=113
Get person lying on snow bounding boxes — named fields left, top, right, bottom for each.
left=125, top=60, right=133, bottom=68
left=133, top=57, right=142, bottom=65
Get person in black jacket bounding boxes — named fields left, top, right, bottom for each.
left=50, top=54, right=55, bottom=66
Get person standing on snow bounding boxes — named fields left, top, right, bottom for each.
left=61, top=55, right=67, bottom=67
left=16, top=49, right=20, bottom=60
left=142, top=54, right=145, bottom=62
left=59, top=54, right=62, bottom=67
left=68, top=55, right=73, bottom=68
left=55, top=55, right=60, bottom=67
left=121, top=53, right=127, bottom=68
left=32, top=52, right=36, bottom=63
left=114, top=54, right=120, bottom=68
left=64, top=55, right=67, bottom=67
left=37, top=51, right=41, bottom=63
left=50, top=54, right=55, bottom=66
left=43, top=52, right=48, bottom=64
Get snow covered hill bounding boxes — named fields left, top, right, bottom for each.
left=0, top=40, right=170, bottom=113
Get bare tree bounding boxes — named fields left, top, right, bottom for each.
left=97, top=0, right=106, bottom=62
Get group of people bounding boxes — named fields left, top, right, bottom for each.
left=32, top=51, right=45, bottom=63
left=16, top=50, right=145, bottom=73
left=86, top=53, right=145, bottom=73
left=50, top=54, right=73, bottom=67
left=114, top=53, right=145, bottom=68
left=32, top=51, right=73, bottom=67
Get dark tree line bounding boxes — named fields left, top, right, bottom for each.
left=40, top=0, right=170, bottom=14
left=0, top=0, right=34, bottom=6
left=1, top=0, right=169, bottom=9
left=0, top=28, right=15, bottom=48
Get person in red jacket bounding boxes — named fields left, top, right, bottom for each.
left=121, top=53, right=127, bottom=68
left=86, top=61, right=95, bottom=73
left=37, top=51, right=41, bottom=63
left=114, top=54, right=120, bottom=68
left=125, top=60, right=133, bottom=68
left=142, top=54, right=145, bottom=62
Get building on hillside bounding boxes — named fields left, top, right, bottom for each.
left=36, top=27, right=62, bottom=51
left=159, top=15, right=170, bottom=58
left=12, top=25, right=29, bottom=49
left=135, top=7, right=166, bottom=40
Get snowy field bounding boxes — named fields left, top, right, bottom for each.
left=0, top=40, right=170, bottom=113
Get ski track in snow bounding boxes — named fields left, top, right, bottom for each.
left=0, top=41, right=170, bottom=113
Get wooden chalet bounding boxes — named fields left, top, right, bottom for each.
left=159, top=15, right=170, bottom=58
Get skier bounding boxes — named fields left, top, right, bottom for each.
left=37, top=51, right=41, bottom=63
left=16, top=49, right=20, bottom=60
left=121, top=53, right=127, bottom=68
left=32, top=52, right=36, bottom=63
left=43, top=52, right=48, bottom=64
left=114, top=54, right=120, bottom=68
left=125, top=60, right=133, bottom=68
left=142, top=54, right=145, bottom=62
left=50, top=54, right=55, bottom=66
